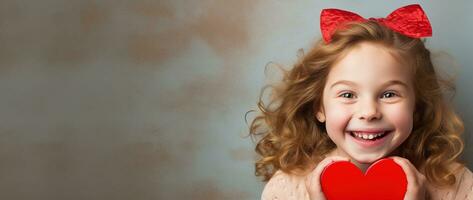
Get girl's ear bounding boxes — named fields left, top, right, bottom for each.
left=316, top=109, right=326, bottom=123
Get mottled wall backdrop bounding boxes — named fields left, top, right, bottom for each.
left=0, top=0, right=471, bottom=199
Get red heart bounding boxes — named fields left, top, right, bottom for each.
left=320, top=158, right=407, bottom=200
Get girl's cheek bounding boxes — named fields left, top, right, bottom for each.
left=385, top=105, right=414, bottom=135
left=325, top=103, right=352, bottom=131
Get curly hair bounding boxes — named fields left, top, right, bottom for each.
left=246, top=20, right=465, bottom=188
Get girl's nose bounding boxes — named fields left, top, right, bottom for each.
left=357, top=99, right=382, bottom=121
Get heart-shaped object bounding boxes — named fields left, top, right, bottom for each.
left=320, top=158, right=407, bottom=200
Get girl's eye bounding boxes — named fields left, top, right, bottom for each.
left=382, top=91, right=398, bottom=98
left=339, top=92, right=354, bottom=98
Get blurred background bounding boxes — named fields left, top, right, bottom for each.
left=0, top=0, right=471, bottom=199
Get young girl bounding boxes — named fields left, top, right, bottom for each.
left=247, top=4, right=473, bottom=200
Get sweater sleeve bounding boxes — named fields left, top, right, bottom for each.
left=261, top=170, right=310, bottom=200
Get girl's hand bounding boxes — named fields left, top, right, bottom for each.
left=390, top=156, right=427, bottom=200
left=304, top=156, right=350, bottom=200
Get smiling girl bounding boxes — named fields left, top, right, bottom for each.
left=248, top=4, right=473, bottom=200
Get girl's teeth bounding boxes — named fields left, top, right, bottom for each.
left=352, top=131, right=386, bottom=140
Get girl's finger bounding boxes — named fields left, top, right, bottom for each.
left=305, top=158, right=333, bottom=187
left=401, top=158, right=426, bottom=183
left=305, top=156, right=350, bottom=188
left=391, top=157, right=419, bottom=186
left=401, top=157, right=421, bottom=174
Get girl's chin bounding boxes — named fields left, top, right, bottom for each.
left=348, top=153, right=387, bottom=164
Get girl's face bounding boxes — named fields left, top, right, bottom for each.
left=316, top=42, right=416, bottom=165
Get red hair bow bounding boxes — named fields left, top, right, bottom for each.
left=320, top=4, right=432, bottom=43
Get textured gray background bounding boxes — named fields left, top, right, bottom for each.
left=0, top=0, right=471, bottom=199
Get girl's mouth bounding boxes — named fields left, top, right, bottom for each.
left=347, top=130, right=393, bottom=147
left=350, top=131, right=389, bottom=140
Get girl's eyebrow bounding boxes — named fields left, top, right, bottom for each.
left=329, top=80, right=409, bottom=89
